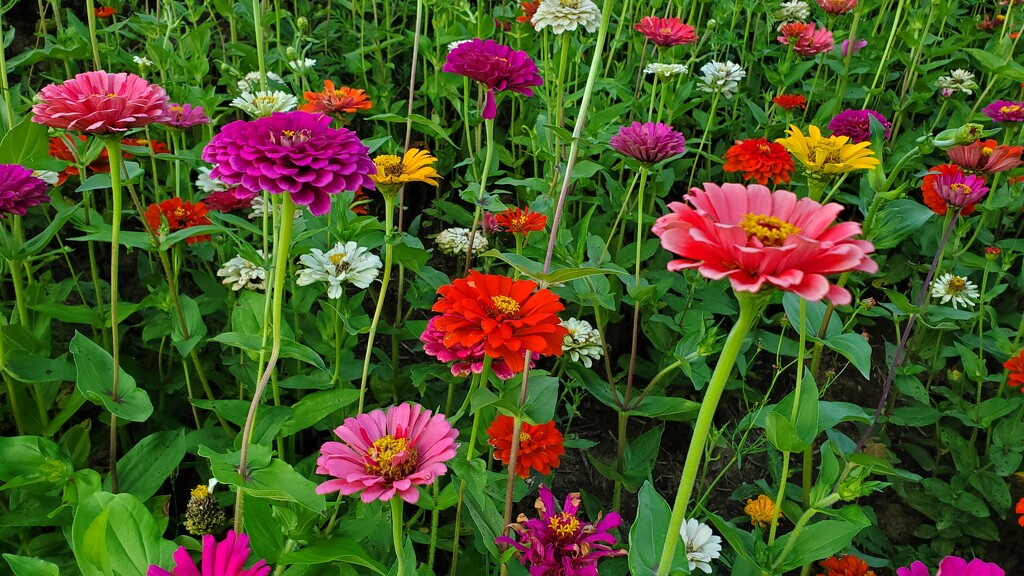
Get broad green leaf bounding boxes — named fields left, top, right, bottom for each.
left=628, top=482, right=688, bottom=576
left=824, top=333, right=872, bottom=379
left=103, top=429, right=186, bottom=501
left=69, top=332, right=153, bottom=422
left=210, top=332, right=328, bottom=371
left=170, top=294, right=207, bottom=357
left=3, top=554, right=60, bottom=576
left=3, top=350, right=75, bottom=382
left=280, top=537, right=388, bottom=574
left=71, top=491, right=176, bottom=576
left=0, top=435, right=74, bottom=491
left=0, top=117, right=49, bottom=166
left=280, top=389, right=359, bottom=436
left=771, top=515, right=868, bottom=573
left=625, top=395, right=700, bottom=422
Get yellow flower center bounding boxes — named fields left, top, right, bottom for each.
left=190, top=485, right=210, bottom=499
left=999, top=104, right=1021, bottom=115
left=375, top=155, right=405, bottom=178
left=809, top=139, right=844, bottom=165
left=519, top=431, right=532, bottom=443
left=491, top=295, right=521, bottom=316
left=659, top=27, right=673, bottom=34
left=548, top=512, right=581, bottom=539
left=739, top=214, right=800, bottom=247
left=273, top=129, right=310, bottom=146
left=173, top=207, right=188, bottom=219
left=365, top=435, right=418, bottom=481
left=982, top=146, right=994, bottom=157
left=328, top=252, right=346, bottom=266
left=106, top=93, right=118, bottom=97
left=170, top=106, right=183, bottom=113
left=949, top=182, right=973, bottom=196
left=946, top=277, right=967, bottom=294
left=758, top=143, right=772, bottom=153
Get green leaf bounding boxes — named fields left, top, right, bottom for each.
left=3, top=554, right=60, bottom=576
left=707, top=513, right=760, bottom=568
left=170, top=294, right=207, bottom=357
left=3, top=350, right=75, bottom=382
left=17, top=201, right=81, bottom=258
left=628, top=482, right=688, bottom=576
left=203, top=448, right=326, bottom=514
left=103, top=429, right=186, bottom=501
left=70, top=332, right=153, bottom=422
left=521, top=373, right=559, bottom=424
left=0, top=117, right=49, bottom=167
left=823, top=333, right=872, bottom=379
left=625, top=396, right=700, bottom=422
left=209, top=332, right=328, bottom=371
left=771, top=510, right=869, bottom=572
left=623, top=428, right=664, bottom=490
left=71, top=491, right=177, bottom=576
left=870, top=199, right=935, bottom=250
left=0, top=435, right=74, bottom=491
left=280, top=389, right=359, bottom=436
left=280, top=538, right=388, bottom=574
left=969, top=471, right=1012, bottom=512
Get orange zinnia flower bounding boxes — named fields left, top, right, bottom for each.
left=773, top=94, right=807, bottom=110
left=1016, top=496, right=1024, bottom=526
left=495, top=206, right=547, bottom=235
left=431, top=271, right=568, bottom=372
left=95, top=6, right=116, bottom=17
left=818, top=555, right=876, bottom=576
left=122, top=137, right=170, bottom=155
left=301, top=81, right=373, bottom=116
left=516, top=1, right=541, bottom=24
left=723, top=138, right=795, bottom=185
left=145, top=198, right=212, bottom=244
left=1005, top=349, right=1024, bottom=391
left=487, top=414, right=564, bottom=478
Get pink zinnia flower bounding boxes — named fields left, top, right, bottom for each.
left=947, top=139, right=1024, bottom=174
left=924, top=165, right=989, bottom=212
left=315, top=403, right=458, bottom=504
left=0, top=164, right=51, bottom=217
left=610, top=122, right=686, bottom=164
left=32, top=71, right=170, bottom=134
left=982, top=100, right=1024, bottom=122
left=497, top=485, right=625, bottom=576
left=816, top=0, right=857, bottom=15
left=652, top=183, right=877, bottom=305
left=827, top=108, right=891, bottom=143
left=778, top=22, right=834, bottom=56
left=634, top=16, right=699, bottom=47
left=201, top=111, right=375, bottom=216
left=442, top=38, right=543, bottom=120
left=148, top=530, right=270, bottom=576
left=841, top=38, right=867, bottom=57
left=420, top=315, right=521, bottom=380
left=897, top=556, right=1005, bottom=576
left=162, top=102, right=210, bottom=129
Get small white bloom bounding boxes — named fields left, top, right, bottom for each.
left=930, top=273, right=980, bottom=310
left=196, top=167, right=229, bottom=194
left=132, top=55, right=154, bottom=68
left=680, top=518, right=722, bottom=575
left=644, top=63, right=689, bottom=78
left=288, top=58, right=316, bottom=73
left=561, top=318, right=603, bottom=368
left=231, top=90, right=298, bottom=118
left=435, top=227, right=488, bottom=256
left=775, top=0, right=810, bottom=24
left=33, top=170, right=59, bottom=185
left=247, top=196, right=302, bottom=220
left=217, top=252, right=267, bottom=292
left=696, top=60, right=746, bottom=99
left=296, top=241, right=383, bottom=297
left=935, top=69, right=978, bottom=95
left=237, top=71, right=285, bottom=92
left=448, top=39, right=473, bottom=52
left=532, top=0, right=602, bottom=34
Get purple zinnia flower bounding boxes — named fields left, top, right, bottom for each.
left=162, top=102, right=210, bottom=129
left=420, top=315, right=528, bottom=380
left=496, top=484, right=625, bottom=576
left=202, top=111, right=375, bottom=216
left=841, top=38, right=867, bottom=57
left=148, top=530, right=270, bottom=576
left=442, top=38, right=543, bottom=120
left=0, top=164, right=51, bottom=218
left=827, top=108, right=891, bottom=143
left=610, top=122, right=686, bottom=164
left=896, top=556, right=1004, bottom=576
left=982, top=100, right=1024, bottom=123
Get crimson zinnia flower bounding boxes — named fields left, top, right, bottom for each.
left=32, top=71, right=170, bottom=134
left=301, top=81, right=373, bottom=116
left=145, top=198, right=212, bottom=244
left=818, top=555, right=876, bottom=576
left=723, top=138, right=795, bottom=185
left=495, top=206, right=547, bottom=235
left=201, top=111, right=376, bottom=216
left=778, top=22, right=835, bottom=56
left=828, top=109, right=891, bottom=143
left=148, top=530, right=269, bottom=576
left=487, top=414, right=564, bottom=478
left=947, top=139, right=1024, bottom=174
left=516, top=1, right=541, bottom=24
left=431, top=271, right=568, bottom=373
left=773, top=94, right=807, bottom=110
left=1005, top=349, right=1024, bottom=392
left=204, top=190, right=257, bottom=213
left=162, top=102, right=210, bottom=129
left=653, top=183, right=877, bottom=305
left=1016, top=496, right=1024, bottom=526
left=0, top=164, right=51, bottom=217
left=95, top=6, right=115, bottom=17
left=920, top=164, right=988, bottom=216
left=443, top=38, right=543, bottom=120
left=610, top=121, right=686, bottom=164
left=634, top=16, right=699, bottom=47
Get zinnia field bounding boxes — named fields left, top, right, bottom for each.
left=5, top=0, right=1024, bottom=574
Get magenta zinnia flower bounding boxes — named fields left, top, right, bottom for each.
left=982, top=100, right=1024, bottom=122
left=0, top=164, right=51, bottom=217
left=32, top=71, right=171, bottom=134
left=778, top=23, right=835, bottom=56
left=148, top=530, right=270, bottom=576
left=610, top=122, right=686, bottom=164
left=315, top=403, right=458, bottom=503
left=634, top=16, right=699, bottom=47
left=926, top=165, right=989, bottom=210
left=420, top=315, right=521, bottom=380
left=162, top=102, right=210, bottom=129
left=202, top=111, right=375, bottom=216
left=841, top=38, right=867, bottom=57
left=827, top=108, right=891, bottom=143
left=442, top=38, right=543, bottom=119
left=497, top=485, right=625, bottom=576
left=897, top=556, right=1005, bottom=576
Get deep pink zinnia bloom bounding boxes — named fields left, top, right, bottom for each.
left=634, top=16, right=699, bottom=47
left=420, top=315, right=520, bottom=380
left=162, top=102, right=210, bottom=129
left=816, top=0, right=857, bottom=15
left=947, top=139, right=1024, bottom=174
left=202, top=111, right=375, bottom=216
left=982, top=100, right=1024, bottom=122
left=897, top=556, right=1005, bottom=576
left=927, top=165, right=990, bottom=210
left=778, top=23, right=835, bottom=56
left=32, top=71, right=170, bottom=134
left=148, top=531, right=270, bottom=576
left=827, top=108, right=891, bottom=143
left=652, top=183, right=877, bottom=305
left=442, top=38, right=543, bottom=120
left=610, top=122, right=686, bottom=164
left=0, top=164, right=51, bottom=217
left=496, top=485, right=625, bottom=576
left=315, top=403, right=458, bottom=503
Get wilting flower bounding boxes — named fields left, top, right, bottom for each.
left=370, top=148, right=441, bottom=195
left=495, top=206, right=547, bottom=235
left=431, top=271, right=568, bottom=373
left=653, top=183, right=877, bottom=305
left=301, top=81, right=373, bottom=116
left=497, top=485, right=625, bottom=576
left=897, top=557, right=1005, bottom=576
left=634, top=16, right=699, bottom=47
left=775, top=0, right=811, bottom=23
left=983, top=100, right=1024, bottom=123
left=531, top=0, right=602, bottom=34
left=202, top=111, right=376, bottom=216
left=218, top=252, right=267, bottom=291
left=296, top=241, right=382, bottom=296
left=287, top=58, right=316, bottom=73
left=315, top=403, right=458, bottom=503
left=420, top=316, right=521, bottom=379
left=723, top=138, right=796, bottom=185
left=561, top=317, right=604, bottom=368
left=145, top=198, right=212, bottom=244
left=517, top=1, right=541, bottom=24
left=162, top=102, right=209, bottom=129
left=920, top=164, right=989, bottom=215
left=816, top=0, right=857, bottom=15
left=231, top=90, right=298, bottom=118
left=827, top=109, right=891, bottom=143
left=776, top=124, right=879, bottom=177
left=443, top=38, right=543, bottom=120
left=610, top=121, right=687, bottom=164
left=745, top=494, right=776, bottom=528
left=0, top=164, right=51, bottom=217
left=95, top=6, right=116, bottom=18
left=778, top=22, right=834, bottom=56
left=818, top=555, right=876, bottom=576
left=32, top=71, right=171, bottom=134
left=936, top=69, right=978, bottom=95
left=147, top=530, right=269, bottom=576
left=435, top=227, right=489, bottom=255
left=696, top=60, right=746, bottom=98
left=237, top=71, right=285, bottom=92
left=947, top=139, right=1024, bottom=174
left=680, top=519, right=722, bottom=575
left=184, top=482, right=226, bottom=537
left=644, top=63, right=689, bottom=78
left=930, top=273, right=980, bottom=309
left=773, top=93, right=807, bottom=110
left=487, top=414, right=565, bottom=478
left=1005, top=350, right=1024, bottom=392
left=841, top=38, right=867, bottom=57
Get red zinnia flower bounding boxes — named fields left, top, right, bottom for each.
left=431, top=271, right=568, bottom=372
left=1016, top=496, right=1024, bottom=526
left=122, top=137, right=170, bottom=155
left=203, top=190, right=257, bottom=213
left=773, top=94, right=807, bottom=110
left=634, top=16, right=699, bottom=47
left=301, top=81, right=373, bottom=116
left=947, top=139, right=1024, bottom=174
left=487, top=414, right=564, bottom=478
left=921, top=164, right=988, bottom=216
left=1005, top=349, right=1024, bottom=391
left=723, top=138, right=795, bottom=185
left=49, top=135, right=112, bottom=184
left=145, top=197, right=212, bottom=244
left=495, top=206, right=547, bottom=235
left=818, top=555, right=876, bottom=576
left=95, top=6, right=115, bottom=18
left=350, top=188, right=370, bottom=215
left=516, top=1, right=541, bottom=24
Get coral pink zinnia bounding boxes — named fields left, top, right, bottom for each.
left=315, top=403, right=458, bottom=503
left=32, top=71, right=170, bottom=134
left=610, top=121, right=686, bottom=164
left=947, top=139, right=1024, bottom=174
left=778, top=22, right=835, bottom=56
left=148, top=530, right=270, bottom=576
left=0, top=164, right=51, bottom=217
left=442, top=38, right=543, bottom=119
left=634, top=16, right=699, bottom=47
left=652, top=183, right=877, bottom=305
left=816, top=0, right=858, bottom=15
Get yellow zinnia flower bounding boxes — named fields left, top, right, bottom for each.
left=371, top=148, right=441, bottom=195
left=744, top=494, right=776, bottom=528
left=775, top=124, right=879, bottom=177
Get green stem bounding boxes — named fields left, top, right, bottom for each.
left=0, top=315, right=25, bottom=435
left=773, top=494, right=842, bottom=571
left=358, top=193, right=395, bottom=413
left=103, top=138, right=123, bottom=493
left=464, top=118, right=494, bottom=273
left=0, top=9, right=13, bottom=129
left=686, top=91, right=720, bottom=190
left=250, top=0, right=267, bottom=90
left=449, top=356, right=492, bottom=576
left=83, top=0, right=102, bottom=68
left=391, top=497, right=407, bottom=576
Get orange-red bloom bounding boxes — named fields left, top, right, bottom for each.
left=1016, top=496, right=1024, bottom=526
left=49, top=135, right=111, bottom=184
left=818, top=555, right=876, bottom=576
left=723, top=138, right=795, bottom=185
left=516, top=1, right=541, bottom=24
left=145, top=198, right=212, bottom=244
left=495, top=206, right=547, bottom=234
left=122, top=137, right=170, bottom=156
left=95, top=6, right=115, bottom=17
left=1005, top=349, right=1024, bottom=391
left=921, top=164, right=985, bottom=216
left=487, top=414, right=564, bottom=478
left=773, top=94, right=807, bottom=110
left=431, top=271, right=568, bottom=372
left=301, top=81, right=373, bottom=116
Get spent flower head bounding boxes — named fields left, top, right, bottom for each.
left=237, top=71, right=285, bottom=92
left=218, top=252, right=267, bottom=292
left=936, top=69, right=978, bottom=95
left=435, top=227, right=489, bottom=256
left=560, top=318, right=604, bottom=368
left=645, top=63, right=689, bottom=78
left=775, top=0, right=811, bottom=23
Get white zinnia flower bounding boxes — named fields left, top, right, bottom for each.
left=935, top=69, right=978, bottom=95
left=435, top=227, right=488, bottom=256
left=247, top=196, right=302, bottom=221
left=775, top=0, right=810, bottom=24
left=696, top=60, right=746, bottom=99
left=196, top=167, right=229, bottom=194
left=531, top=0, right=602, bottom=35
left=447, top=39, right=473, bottom=52
left=218, top=252, right=267, bottom=292
left=288, top=58, right=316, bottom=73
left=679, top=518, right=722, bottom=574
left=237, top=71, right=285, bottom=92
left=645, top=63, right=689, bottom=78
left=33, top=170, right=59, bottom=185
left=930, top=273, right=980, bottom=310
left=560, top=318, right=603, bottom=368
left=132, top=55, right=154, bottom=68
left=296, top=241, right=383, bottom=297
left=231, top=91, right=298, bottom=118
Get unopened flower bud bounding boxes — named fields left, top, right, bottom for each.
left=947, top=368, right=964, bottom=384
left=296, top=16, right=308, bottom=31
left=706, top=19, right=717, bottom=29
left=286, top=46, right=298, bottom=60
left=985, top=246, right=1001, bottom=260
left=860, top=297, right=877, bottom=310
left=955, top=123, right=984, bottom=145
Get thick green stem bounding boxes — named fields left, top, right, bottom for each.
left=391, top=497, right=407, bottom=576
left=358, top=194, right=396, bottom=413
left=103, top=138, right=124, bottom=493
left=250, top=0, right=267, bottom=90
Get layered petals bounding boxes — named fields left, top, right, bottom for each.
left=32, top=71, right=171, bottom=134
